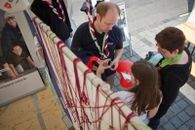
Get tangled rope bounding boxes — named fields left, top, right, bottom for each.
left=32, top=1, right=151, bottom=129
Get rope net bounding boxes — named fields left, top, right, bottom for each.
left=32, top=17, right=151, bottom=130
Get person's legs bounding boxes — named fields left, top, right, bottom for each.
left=16, top=64, right=24, bottom=73
left=148, top=102, right=171, bottom=129
left=148, top=118, right=160, bottom=130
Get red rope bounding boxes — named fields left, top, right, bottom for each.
left=95, top=84, right=100, bottom=129
left=99, top=87, right=139, bottom=129
left=122, top=112, right=137, bottom=130
left=57, top=41, right=81, bottom=123
left=82, top=69, right=92, bottom=105
left=33, top=16, right=142, bottom=130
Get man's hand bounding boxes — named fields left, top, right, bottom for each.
left=109, top=58, right=119, bottom=70
left=96, top=59, right=111, bottom=77
left=110, top=48, right=124, bottom=70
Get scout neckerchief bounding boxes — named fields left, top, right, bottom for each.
left=84, top=0, right=109, bottom=59
left=160, top=51, right=184, bottom=68
left=42, top=0, right=65, bottom=21
left=89, top=18, right=110, bottom=59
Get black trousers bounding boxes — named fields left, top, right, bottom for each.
left=148, top=103, right=172, bottom=130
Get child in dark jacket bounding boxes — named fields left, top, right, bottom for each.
left=7, top=43, right=35, bottom=75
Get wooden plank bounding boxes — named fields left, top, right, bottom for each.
left=0, top=86, right=69, bottom=130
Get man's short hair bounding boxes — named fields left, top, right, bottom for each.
left=155, top=27, right=185, bottom=53
left=96, top=2, right=120, bottom=17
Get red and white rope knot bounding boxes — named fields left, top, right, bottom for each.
left=120, top=111, right=138, bottom=130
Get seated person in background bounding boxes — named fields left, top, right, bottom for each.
left=110, top=60, right=162, bottom=123
left=7, top=43, right=35, bottom=74
left=0, top=57, right=17, bottom=79
left=1, top=13, right=27, bottom=60
left=148, top=27, right=192, bottom=130
left=71, top=2, right=124, bottom=86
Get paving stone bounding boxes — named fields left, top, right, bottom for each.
left=139, top=31, right=148, bottom=38
left=164, top=109, right=176, bottom=120
left=140, top=38, right=153, bottom=47
left=131, top=36, right=139, bottom=43
left=157, top=126, right=165, bottom=130
left=185, top=106, right=195, bottom=116
left=160, top=116, right=169, bottom=125
left=162, top=18, right=172, bottom=23
left=170, top=116, right=183, bottom=128
left=178, top=111, right=191, bottom=122
left=176, top=99, right=189, bottom=110
left=164, top=110, right=176, bottom=120
left=163, top=122, right=176, bottom=130
left=183, top=97, right=193, bottom=104
left=178, top=124, right=190, bottom=130
left=169, top=103, right=182, bottom=114
left=185, top=119, right=195, bottom=130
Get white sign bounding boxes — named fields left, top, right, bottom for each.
left=0, top=0, right=29, bottom=13
left=0, top=70, right=44, bottom=106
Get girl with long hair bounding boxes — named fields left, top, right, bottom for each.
left=114, top=60, right=162, bottom=123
